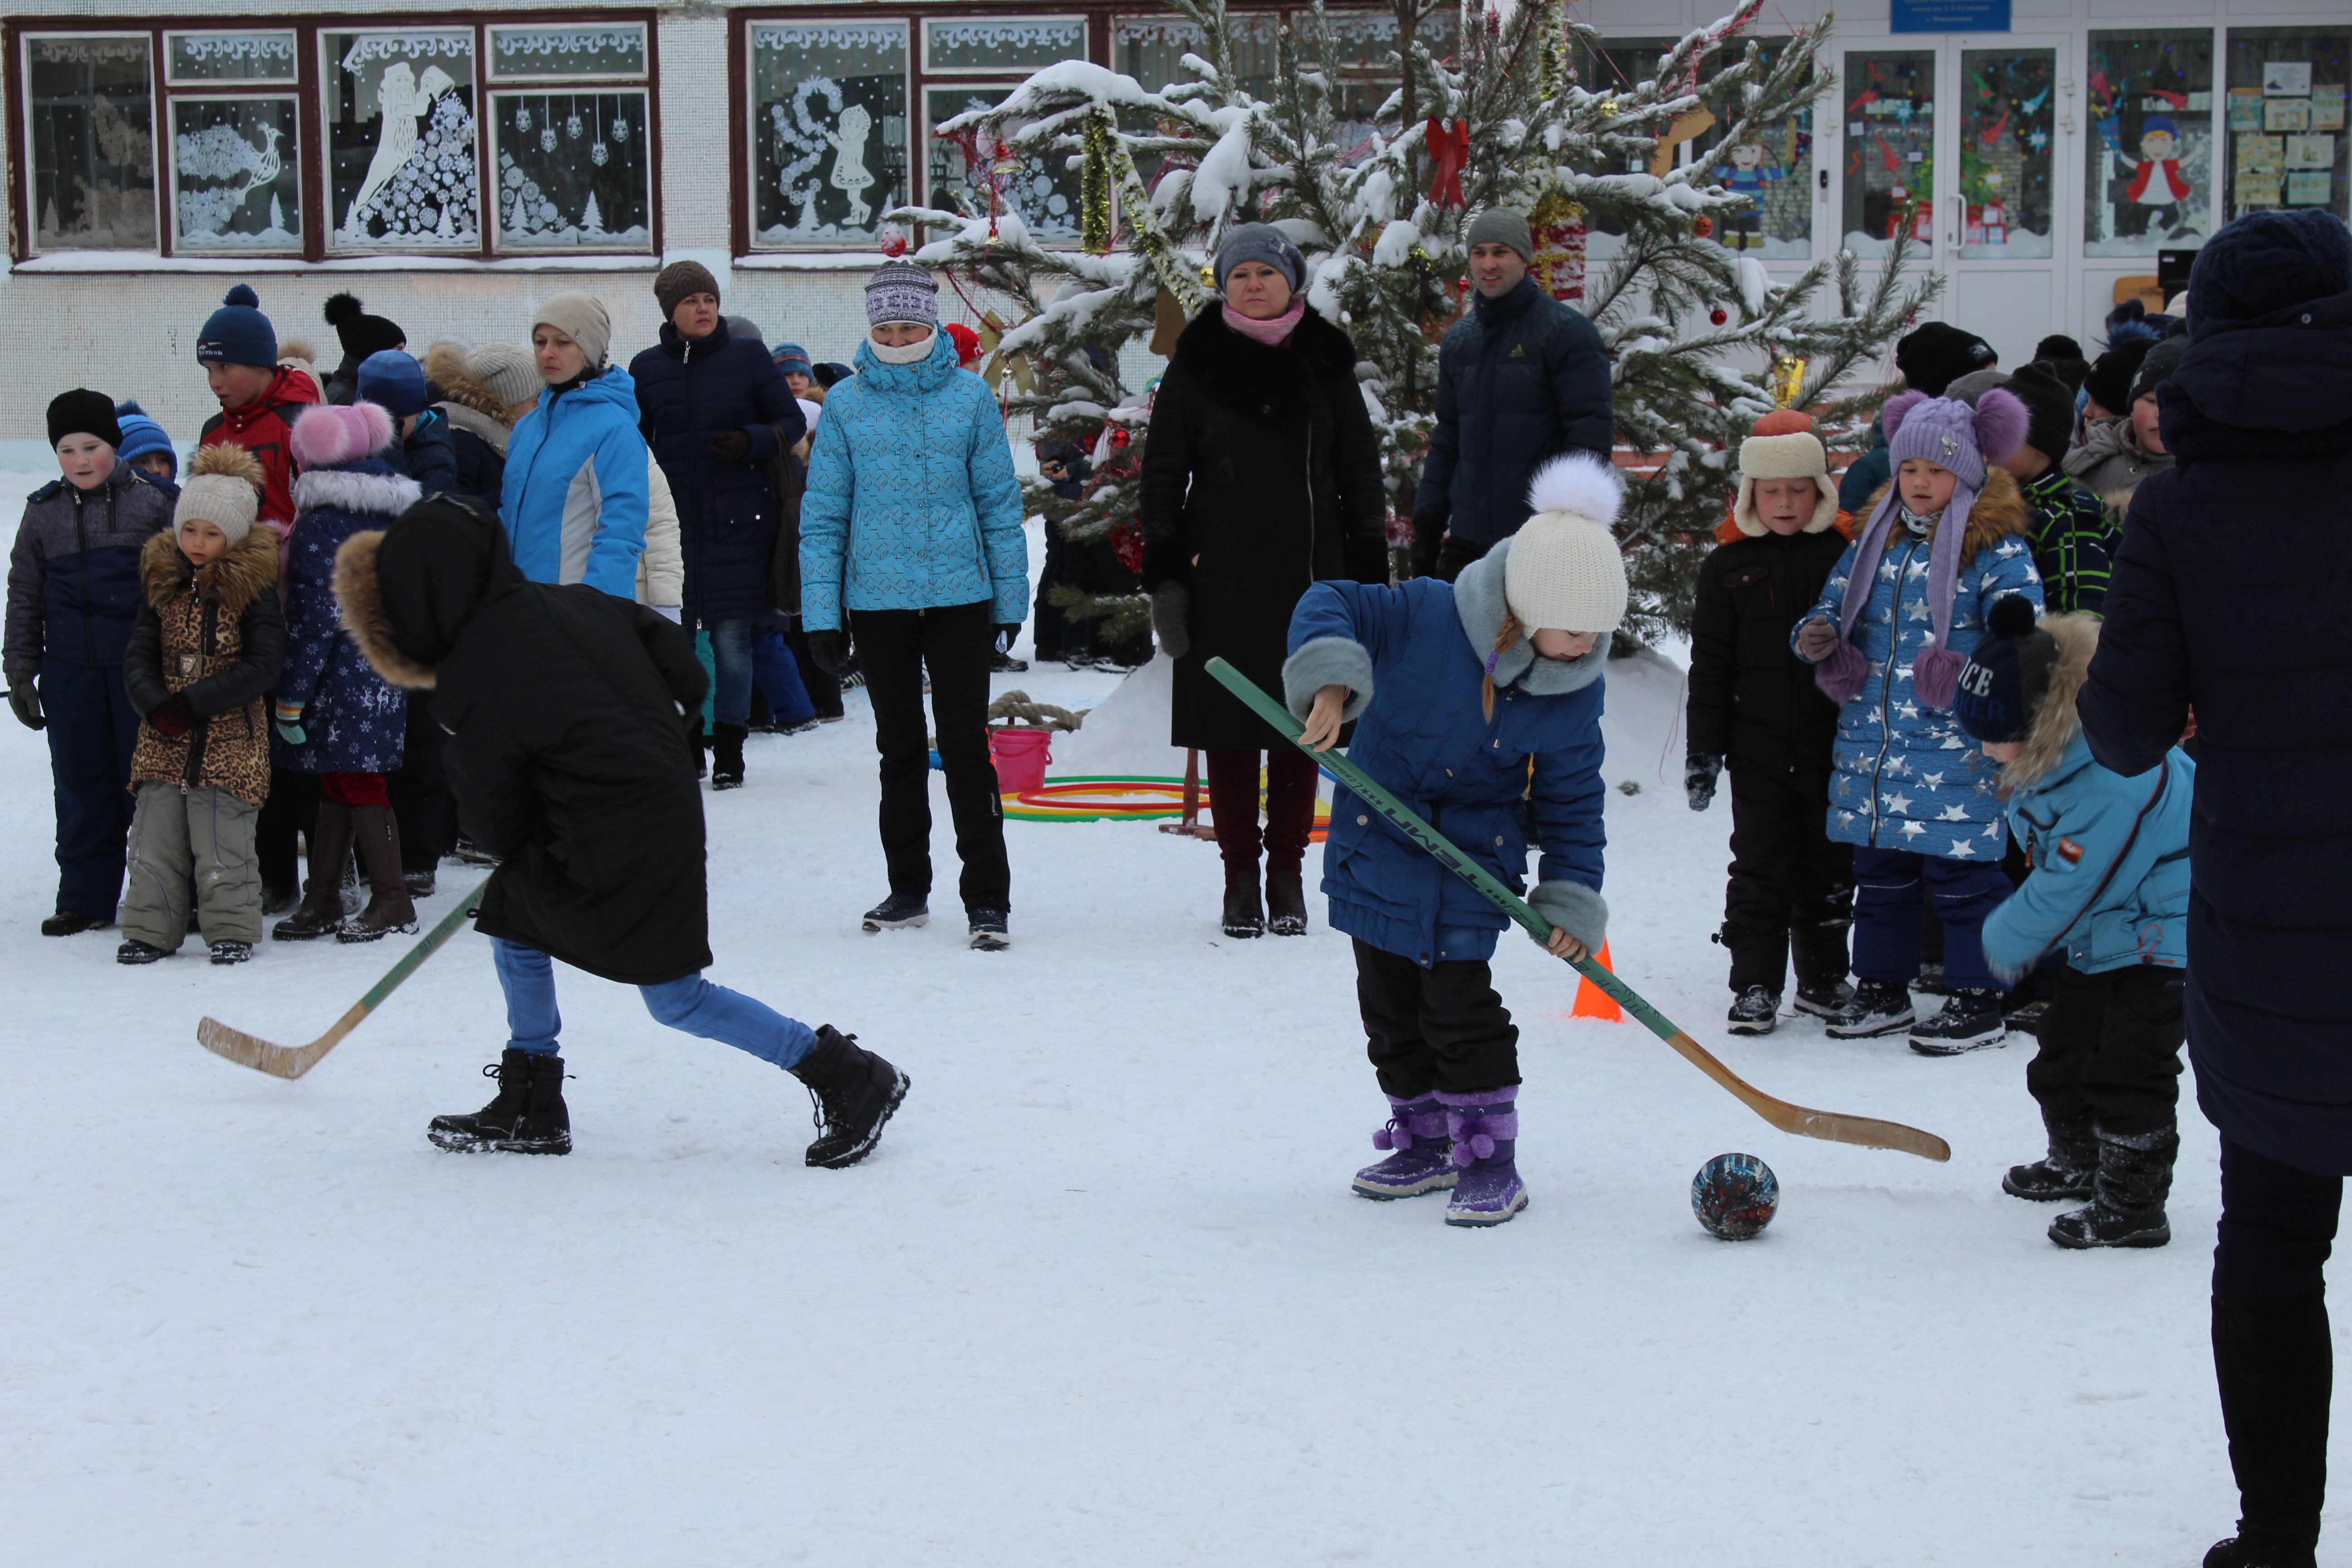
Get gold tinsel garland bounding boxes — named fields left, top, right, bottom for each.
left=1081, top=110, right=1113, bottom=255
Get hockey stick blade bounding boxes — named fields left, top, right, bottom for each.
left=197, top=889, right=485, bottom=1080
left=1205, top=657, right=1951, bottom=1163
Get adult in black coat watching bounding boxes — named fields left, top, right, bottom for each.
left=333, top=494, right=906, bottom=1168
left=2075, top=209, right=2352, bottom=1568
left=1410, top=207, right=1613, bottom=582
left=1142, top=225, right=1388, bottom=941
left=629, top=262, right=806, bottom=790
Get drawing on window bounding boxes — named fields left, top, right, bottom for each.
left=328, top=32, right=479, bottom=248
left=172, top=97, right=300, bottom=249
left=494, top=92, right=651, bottom=247
left=1957, top=49, right=2056, bottom=259
left=1695, top=40, right=1812, bottom=260
left=2085, top=31, right=2214, bottom=257
left=26, top=37, right=156, bottom=250
left=1842, top=50, right=1936, bottom=258
left=750, top=24, right=909, bottom=244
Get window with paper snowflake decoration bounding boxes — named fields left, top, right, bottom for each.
left=491, top=90, right=649, bottom=248
left=344, top=92, right=478, bottom=243
left=750, top=22, right=908, bottom=245
left=325, top=32, right=478, bottom=248
left=926, top=88, right=1081, bottom=242
left=172, top=94, right=301, bottom=249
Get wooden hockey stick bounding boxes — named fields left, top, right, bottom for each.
left=1206, top=657, right=1951, bottom=1162
left=197, top=888, right=485, bottom=1080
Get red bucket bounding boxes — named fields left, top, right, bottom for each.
left=989, top=727, right=1053, bottom=794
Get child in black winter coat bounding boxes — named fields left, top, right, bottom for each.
left=1686, top=413, right=1855, bottom=1031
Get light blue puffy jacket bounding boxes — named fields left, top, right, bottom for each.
left=500, top=366, right=649, bottom=600
left=798, top=330, right=1027, bottom=631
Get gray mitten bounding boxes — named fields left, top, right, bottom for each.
left=1151, top=583, right=1191, bottom=660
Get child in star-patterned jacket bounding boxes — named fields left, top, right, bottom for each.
left=1793, top=388, right=2044, bottom=1053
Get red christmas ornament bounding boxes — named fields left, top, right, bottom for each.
left=1111, top=519, right=1144, bottom=574
left=1109, top=427, right=1131, bottom=449
left=1694, top=216, right=1714, bottom=238
left=1710, top=307, right=1729, bottom=326
left=878, top=221, right=910, bottom=258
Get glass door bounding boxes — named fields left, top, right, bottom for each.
left=1938, top=38, right=2068, bottom=369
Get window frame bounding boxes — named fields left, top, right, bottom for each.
left=5, top=10, right=662, bottom=265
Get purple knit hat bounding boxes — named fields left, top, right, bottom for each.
left=1815, top=387, right=2029, bottom=712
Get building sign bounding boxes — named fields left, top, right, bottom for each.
left=1891, top=0, right=2010, bottom=36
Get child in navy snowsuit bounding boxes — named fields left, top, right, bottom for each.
left=1793, top=388, right=2045, bottom=1052
left=1954, top=598, right=2193, bottom=1250
left=4, top=391, right=176, bottom=934
left=1284, top=453, right=1618, bottom=1228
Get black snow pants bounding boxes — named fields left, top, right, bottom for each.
left=2025, top=963, right=2186, bottom=1135
left=1720, top=765, right=1854, bottom=995
left=1354, top=938, right=1519, bottom=1098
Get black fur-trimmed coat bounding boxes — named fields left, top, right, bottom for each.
left=1139, top=303, right=1388, bottom=751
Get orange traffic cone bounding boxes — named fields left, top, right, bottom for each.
left=1569, top=941, right=1622, bottom=1022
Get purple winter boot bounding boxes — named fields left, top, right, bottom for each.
left=1352, top=1093, right=1457, bottom=1200
left=1437, top=1087, right=1527, bottom=1227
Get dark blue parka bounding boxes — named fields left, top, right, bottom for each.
left=1411, top=277, right=1613, bottom=551
left=272, top=458, right=418, bottom=774
left=630, top=319, right=805, bottom=626
left=5, top=459, right=175, bottom=675
left=2078, top=287, right=2352, bottom=1175
left=1281, top=539, right=1609, bottom=968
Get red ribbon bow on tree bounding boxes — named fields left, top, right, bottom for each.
left=1424, top=118, right=1470, bottom=209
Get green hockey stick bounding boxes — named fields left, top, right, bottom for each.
left=1206, top=657, right=1951, bottom=1162
left=197, top=887, right=486, bottom=1081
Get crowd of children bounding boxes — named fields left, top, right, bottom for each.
left=1684, top=309, right=2199, bottom=1250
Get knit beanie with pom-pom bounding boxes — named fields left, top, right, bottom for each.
left=1504, top=453, right=1629, bottom=634
left=172, top=442, right=266, bottom=544
left=197, top=285, right=277, bottom=368
left=1953, top=593, right=2060, bottom=746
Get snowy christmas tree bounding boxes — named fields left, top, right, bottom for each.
left=894, top=0, right=1938, bottom=643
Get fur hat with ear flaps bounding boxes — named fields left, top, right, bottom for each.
left=1814, top=386, right=2031, bottom=712
left=1505, top=453, right=1629, bottom=635
left=1735, top=423, right=1838, bottom=537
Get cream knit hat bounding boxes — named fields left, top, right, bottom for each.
left=468, top=341, right=541, bottom=407
left=1504, top=454, right=1628, bottom=634
left=1734, top=431, right=1838, bottom=535
left=173, top=442, right=265, bottom=544
left=531, top=292, right=612, bottom=368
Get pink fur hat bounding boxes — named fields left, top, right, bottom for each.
left=289, top=400, right=396, bottom=470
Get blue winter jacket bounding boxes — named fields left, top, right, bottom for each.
left=799, top=330, right=1029, bottom=632
left=500, top=366, right=650, bottom=600
left=630, top=319, right=805, bottom=626
left=273, top=458, right=419, bottom=774
left=1793, top=471, right=2045, bottom=857
left=4, top=459, right=175, bottom=673
left=1281, top=539, right=1609, bottom=969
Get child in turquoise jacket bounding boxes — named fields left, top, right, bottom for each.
left=1954, top=595, right=2192, bottom=1252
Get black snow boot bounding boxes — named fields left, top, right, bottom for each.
left=790, top=1026, right=909, bottom=1168
left=2049, top=1122, right=2177, bottom=1248
left=1789, top=919, right=1852, bottom=1019
left=1908, top=987, right=2010, bottom=1055
left=687, top=715, right=708, bottom=780
left=1793, top=977, right=1854, bottom=1019
left=710, top=722, right=748, bottom=790
left=2004, top=1108, right=2098, bottom=1201
left=1221, top=883, right=1265, bottom=938
left=1824, top=979, right=1916, bottom=1039
left=861, top=891, right=928, bottom=931
left=41, top=909, right=108, bottom=936
left=1726, top=985, right=1779, bottom=1034
left=427, top=1049, right=572, bottom=1155
left=2203, top=1292, right=2331, bottom=1568
left=116, top=938, right=169, bottom=964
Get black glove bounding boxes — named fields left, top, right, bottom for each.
left=1150, top=583, right=1191, bottom=660
left=709, top=429, right=752, bottom=465
left=4, top=671, right=41, bottom=732
left=1686, top=753, right=1721, bottom=813
left=1410, top=518, right=1445, bottom=580
left=995, top=624, right=1022, bottom=655
left=147, top=693, right=196, bottom=739
left=804, top=630, right=847, bottom=680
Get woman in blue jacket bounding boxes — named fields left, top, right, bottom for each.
left=1954, top=599, right=2191, bottom=1250
left=500, top=293, right=648, bottom=602
left=1283, top=454, right=1618, bottom=1229
left=798, top=261, right=1027, bottom=950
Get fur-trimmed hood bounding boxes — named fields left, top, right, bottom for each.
left=1170, top=301, right=1361, bottom=424
left=1452, top=535, right=1610, bottom=695
left=1998, top=611, right=2100, bottom=793
left=138, top=525, right=278, bottom=614
left=1858, top=464, right=2031, bottom=567
left=333, top=529, right=436, bottom=690
left=293, top=461, right=422, bottom=519
left=426, top=343, right=515, bottom=456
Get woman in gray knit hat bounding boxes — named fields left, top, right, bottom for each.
left=1138, top=223, right=1388, bottom=939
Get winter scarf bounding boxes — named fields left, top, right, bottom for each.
left=1818, top=387, right=2027, bottom=710
left=1221, top=298, right=1304, bottom=348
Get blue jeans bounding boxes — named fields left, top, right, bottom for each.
left=704, top=619, right=755, bottom=728
left=491, top=937, right=815, bottom=1069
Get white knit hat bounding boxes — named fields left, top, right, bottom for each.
left=1505, top=454, right=1628, bottom=634
left=173, top=442, right=265, bottom=544
left=1734, top=431, right=1838, bottom=536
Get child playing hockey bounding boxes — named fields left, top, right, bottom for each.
left=1284, top=453, right=1616, bottom=1227
left=116, top=446, right=284, bottom=965
left=1793, top=388, right=2045, bottom=1051
left=336, top=493, right=908, bottom=1167
left=1686, top=413, right=1855, bottom=1033
left=1954, top=598, right=2192, bottom=1249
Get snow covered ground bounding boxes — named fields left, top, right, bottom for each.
left=0, top=500, right=2306, bottom=1565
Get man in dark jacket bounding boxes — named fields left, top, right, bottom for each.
left=336, top=494, right=906, bottom=1167
left=2075, top=209, right=2352, bottom=1568
left=629, top=262, right=806, bottom=789
left=1410, top=207, right=1612, bottom=582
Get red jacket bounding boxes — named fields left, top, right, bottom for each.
left=198, top=364, right=321, bottom=542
